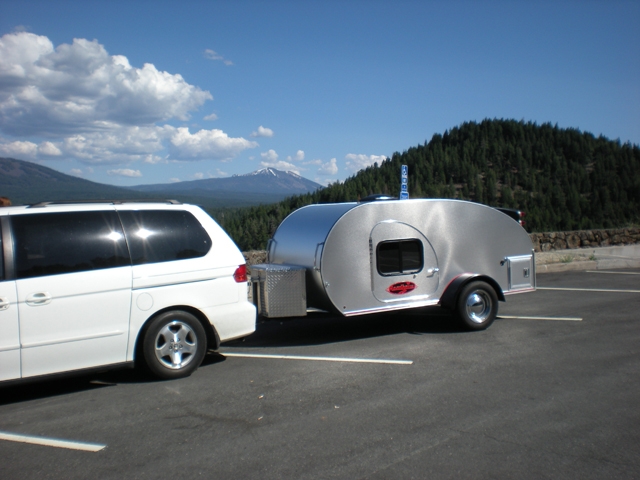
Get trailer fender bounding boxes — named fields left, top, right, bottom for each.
left=439, top=274, right=505, bottom=310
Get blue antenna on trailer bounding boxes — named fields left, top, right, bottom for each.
left=399, top=164, right=409, bottom=200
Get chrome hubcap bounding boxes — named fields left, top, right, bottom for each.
left=154, top=321, right=197, bottom=369
left=465, top=291, right=492, bottom=324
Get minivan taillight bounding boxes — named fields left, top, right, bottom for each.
left=234, top=265, right=248, bottom=283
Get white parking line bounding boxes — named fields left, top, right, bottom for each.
left=586, top=270, right=640, bottom=275
left=498, top=315, right=582, bottom=321
left=221, top=352, right=413, bottom=365
left=537, top=287, right=640, bottom=293
left=0, top=431, right=106, bottom=452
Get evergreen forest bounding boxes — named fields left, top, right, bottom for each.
left=210, top=119, right=640, bottom=251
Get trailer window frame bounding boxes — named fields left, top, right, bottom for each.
left=376, top=238, right=424, bottom=276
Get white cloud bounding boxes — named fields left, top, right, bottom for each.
left=0, top=32, right=213, bottom=137
left=286, top=149, right=304, bottom=162
left=259, top=150, right=303, bottom=173
left=251, top=125, right=274, bottom=138
left=168, top=127, right=258, bottom=161
left=107, top=168, right=142, bottom=177
left=345, top=154, right=387, bottom=174
left=318, top=157, right=338, bottom=175
left=54, top=126, right=167, bottom=164
left=0, top=140, right=38, bottom=159
left=260, top=159, right=301, bottom=174
left=204, top=113, right=218, bottom=121
left=204, top=49, right=223, bottom=61
left=68, top=167, right=92, bottom=177
left=39, top=141, right=62, bottom=156
left=0, top=32, right=260, bottom=168
left=260, top=149, right=279, bottom=162
left=203, top=49, right=233, bottom=66
left=315, top=176, right=338, bottom=187
left=142, top=154, right=166, bottom=164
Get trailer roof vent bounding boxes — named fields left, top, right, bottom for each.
left=360, top=194, right=398, bottom=203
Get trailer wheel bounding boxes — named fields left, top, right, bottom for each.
left=141, top=310, right=207, bottom=379
left=455, top=281, right=498, bottom=331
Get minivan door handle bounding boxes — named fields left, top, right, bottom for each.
left=0, top=297, right=9, bottom=311
left=26, top=292, right=52, bottom=306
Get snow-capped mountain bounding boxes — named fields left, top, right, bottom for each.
left=131, top=168, right=321, bottom=195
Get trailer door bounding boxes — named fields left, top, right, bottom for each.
left=370, top=221, right=439, bottom=303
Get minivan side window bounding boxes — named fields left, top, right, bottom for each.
left=376, top=239, right=423, bottom=276
left=119, top=210, right=211, bottom=265
left=0, top=221, right=4, bottom=280
left=12, top=211, right=130, bottom=279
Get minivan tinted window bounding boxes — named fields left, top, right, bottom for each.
left=12, top=211, right=130, bottom=279
left=119, top=210, right=211, bottom=265
left=0, top=221, right=4, bottom=280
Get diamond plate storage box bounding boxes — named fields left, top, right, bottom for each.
left=251, top=264, right=307, bottom=318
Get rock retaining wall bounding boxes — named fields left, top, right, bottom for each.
left=243, top=250, right=267, bottom=267
left=529, top=228, right=640, bottom=252
left=243, top=228, right=640, bottom=264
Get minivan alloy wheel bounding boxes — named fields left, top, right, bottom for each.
left=155, top=321, right=198, bottom=369
left=142, top=310, right=207, bottom=379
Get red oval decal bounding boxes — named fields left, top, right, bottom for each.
left=387, top=282, right=417, bottom=295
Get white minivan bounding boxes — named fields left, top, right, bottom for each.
left=0, top=201, right=256, bottom=382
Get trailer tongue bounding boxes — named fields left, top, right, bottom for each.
left=251, top=198, right=535, bottom=330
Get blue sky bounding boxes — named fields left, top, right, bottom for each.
left=1, top=0, right=638, bottom=187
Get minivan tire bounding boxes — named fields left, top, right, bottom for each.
left=142, top=310, right=207, bottom=379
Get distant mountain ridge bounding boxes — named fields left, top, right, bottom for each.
left=0, top=158, right=322, bottom=207
left=129, top=167, right=322, bottom=195
left=0, top=157, right=143, bottom=205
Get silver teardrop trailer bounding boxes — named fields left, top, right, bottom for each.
left=251, top=198, right=535, bottom=330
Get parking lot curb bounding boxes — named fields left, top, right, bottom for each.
left=535, top=244, right=640, bottom=273
left=536, top=260, right=597, bottom=273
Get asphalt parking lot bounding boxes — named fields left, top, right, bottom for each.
left=1, top=268, right=639, bottom=479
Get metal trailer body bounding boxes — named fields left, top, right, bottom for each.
left=255, top=198, right=535, bottom=325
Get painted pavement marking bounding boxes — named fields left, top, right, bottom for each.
left=498, top=315, right=582, bottom=322
left=537, top=287, right=640, bottom=293
left=221, top=352, right=413, bottom=365
left=0, top=431, right=106, bottom=452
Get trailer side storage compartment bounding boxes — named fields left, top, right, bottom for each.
left=505, top=254, right=535, bottom=291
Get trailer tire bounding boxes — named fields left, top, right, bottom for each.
left=455, top=281, right=498, bottom=331
left=141, top=310, right=207, bottom=380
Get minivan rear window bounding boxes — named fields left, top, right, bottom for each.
left=12, top=211, right=130, bottom=279
left=119, top=210, right=211, bottom=265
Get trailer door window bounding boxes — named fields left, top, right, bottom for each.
left=376, top=239, right=423, bottom=276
